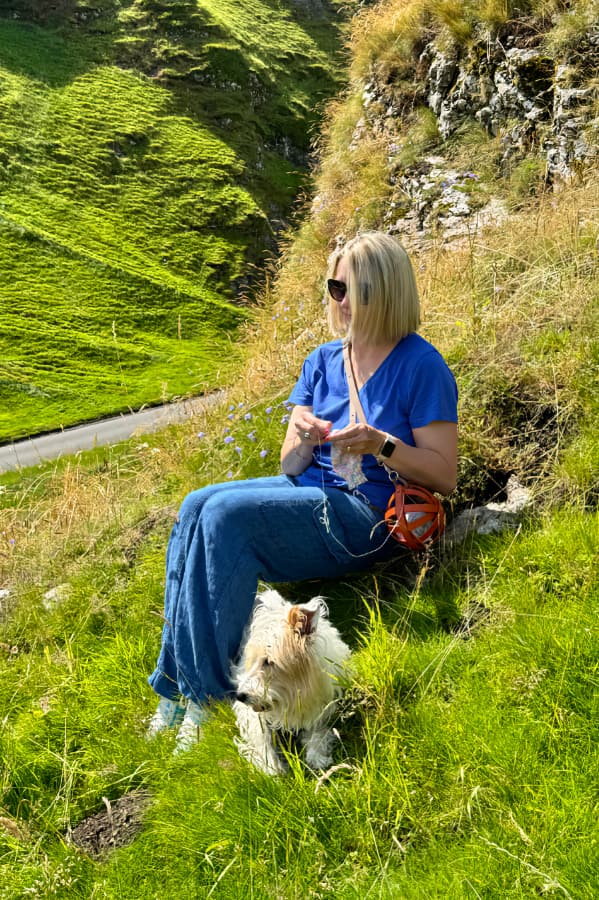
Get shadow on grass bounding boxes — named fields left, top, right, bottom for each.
left=276, top=544, right=463, bottom=651
left=0, top=19, right=106, bottom=85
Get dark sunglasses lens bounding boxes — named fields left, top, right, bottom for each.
left=327, top=279, right=346, bottom=302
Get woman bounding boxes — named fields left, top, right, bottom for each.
left=147, top=232, right=458, bottom=750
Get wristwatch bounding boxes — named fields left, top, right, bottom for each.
left=378, top=434, right=396, bottom=459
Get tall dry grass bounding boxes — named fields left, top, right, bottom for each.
left=2, top=176, right=596, bottom=597
left=348, top=0, right=599, bottom=82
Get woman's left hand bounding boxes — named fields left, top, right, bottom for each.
left=328, top=424, right=383, bottom=457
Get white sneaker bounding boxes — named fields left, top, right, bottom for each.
left=174, top=700, right=207, bottom=754
left=146, top=697, right=186, bottom=738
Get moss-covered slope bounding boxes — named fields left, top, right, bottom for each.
left=0, top=1, right=341, bottom=440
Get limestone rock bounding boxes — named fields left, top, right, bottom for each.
left=42, top=584, right=71, bottom=611
left=367, top=18, right=598, bottom=244
left=445, top=476, right=531, bottom=545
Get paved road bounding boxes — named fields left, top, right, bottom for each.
left=0, top=394, right=223, bottom=473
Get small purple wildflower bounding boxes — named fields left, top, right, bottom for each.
left=244, top=413, right=252, bottom=421
left=238, top=402, right=244, bottom=408
left=227, top=413, right=234, bottom=420
left=197, top=431, right=206, bottom=439
left=229, top=404, right=235, bottom=411
left=265, top=406, right=273, bottom=414
left=281, top=414, right=290, bottom=425
left=227, top=471, right=233, bottom=479
left=260, top=449, right=268, bottom=458
left=247, top=431, right=257, bottom=442
left=234, top=446, right=242, bottom=455
left=224, top=426, right=230, bottom=434
left=224, top=435, right=234, bottom=445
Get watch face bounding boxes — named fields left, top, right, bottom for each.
left=380, top=438, right=395, bottom=458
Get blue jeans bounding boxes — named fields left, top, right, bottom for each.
left=148, top=475, right=397, bottom=705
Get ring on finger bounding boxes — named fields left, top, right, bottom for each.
left=303, top=431, right=311, bottom=439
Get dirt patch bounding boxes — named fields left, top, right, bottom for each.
left=68, top=790, right=152, bottom=859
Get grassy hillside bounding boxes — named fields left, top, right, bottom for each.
left=0, top=1, right=341, bottom=440
left=0, top=186, right=596, bottom=897
left=0, top=1, right=598, bottom=897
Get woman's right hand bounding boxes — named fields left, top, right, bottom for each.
left=280, top=405, right=332, bottom=475
left=292, top=407, right=332, bottom=446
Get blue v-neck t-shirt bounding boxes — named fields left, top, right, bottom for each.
left=287, top=333, right=458, bottom=510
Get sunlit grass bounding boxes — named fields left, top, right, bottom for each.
left=0, top=6, right=341, bottom=441
left=1, top=502, right=596, bottom=898
left=1, top=169, right=598, bottom=896
left=0, top=2, right=598, bottom=897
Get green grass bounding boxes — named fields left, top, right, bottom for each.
left=0, top=5, right=342, bottom=441
left=0, top=2, right=598, bottom=897
left=0, top=302, right=597, bottom=897
left=0, top=488, right=597, bottom=897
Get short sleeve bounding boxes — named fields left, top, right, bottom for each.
left=287, top=353, right=315, bottom=406
left=407, top=350, right=458, bottom=428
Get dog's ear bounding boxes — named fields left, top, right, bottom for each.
left=288, top=604, right=320, bottom=636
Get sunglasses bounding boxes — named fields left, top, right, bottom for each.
left=327, top=279, right=347, bottom=302
left=327, top=279, right=370, bottom=304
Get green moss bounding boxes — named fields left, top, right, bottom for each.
left=396, top=107, right=441, bottom=168
left=507, top=155, right=548, bottom=206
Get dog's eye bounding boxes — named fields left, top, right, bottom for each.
left=263, top=657, right=274, bottom=668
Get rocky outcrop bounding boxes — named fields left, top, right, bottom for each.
left=546, top=50, right=599, bottom=182
left=361, top=19, right=598, bottom=243
left=384, top=155, right=509, bottom=244
left=423, top=26, right=598, bottom=182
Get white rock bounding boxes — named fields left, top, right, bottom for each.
left=445, top=477, right=531, bottom=545
left=42, top=584, right=72, bottom=611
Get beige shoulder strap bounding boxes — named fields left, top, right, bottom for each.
left=342, top=340, right=367, bottom=425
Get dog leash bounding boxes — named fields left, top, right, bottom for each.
left=342, top=339, right=403, bottom=490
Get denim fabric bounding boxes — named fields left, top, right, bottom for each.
left=148, top=475, right=397, bottom=705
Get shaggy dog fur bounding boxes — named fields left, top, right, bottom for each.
left=231, top=589, right=351, bottom=775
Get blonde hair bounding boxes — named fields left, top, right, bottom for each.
left=326, top=232, right=420, bottom=344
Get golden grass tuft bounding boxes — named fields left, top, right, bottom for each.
left=349, top=0, right=430, bottom=84
left=349, top=0, right=597, bottom=84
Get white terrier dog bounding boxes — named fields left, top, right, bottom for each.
left=231, top=588, right=351, bottom=775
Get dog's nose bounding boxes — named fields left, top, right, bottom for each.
left=236, top=692, right=248, bottom=704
